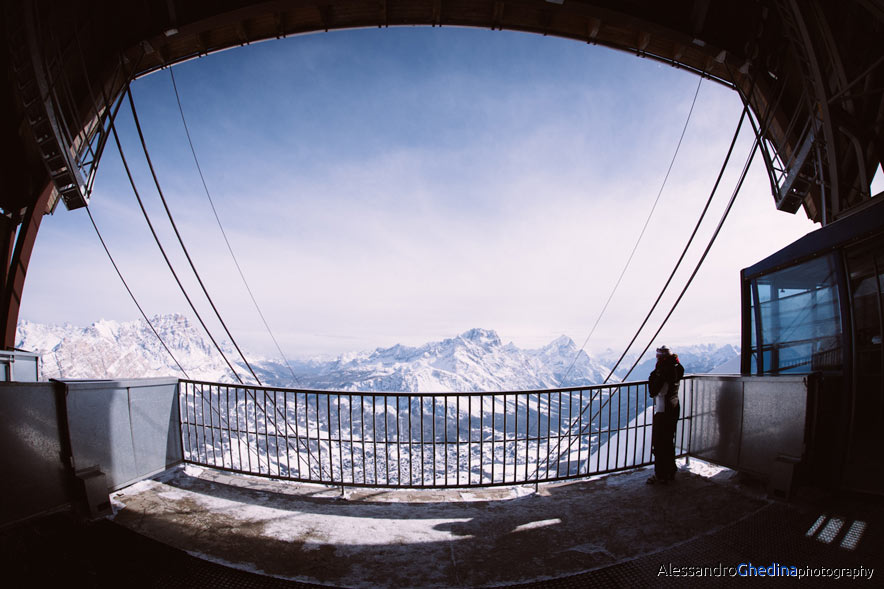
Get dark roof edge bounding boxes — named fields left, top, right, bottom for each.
left=742, top=197, right=884, bottom=279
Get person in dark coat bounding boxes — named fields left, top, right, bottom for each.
left=647, top=345, right=684, bottom=484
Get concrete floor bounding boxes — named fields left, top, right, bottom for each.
left=109, top=461, right=774, bottom=588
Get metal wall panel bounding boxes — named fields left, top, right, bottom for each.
left=129, top=383, right=182, bottom=478
left=740, top=377, right=807, bottom=475
left=688, top=375, right=808, bottom=479
left=65, top=381, right=138, bottom=489
left=0, top=382, right=70, bottom=526
left=688, top=377, right=744, bottom=469
left=64, top=378, right=181, bottom=491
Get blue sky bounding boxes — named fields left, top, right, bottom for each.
left=21, top=27, right=821, bottom=358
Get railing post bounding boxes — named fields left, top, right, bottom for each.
left=684, top=377, right=693, bottom=467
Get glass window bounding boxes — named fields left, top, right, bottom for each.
left=749, top=255, right=842, bottom=374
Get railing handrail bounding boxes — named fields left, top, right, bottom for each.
left=178, top=376, right=667, bottom=397
left=178, top=377, right=697, bottom=489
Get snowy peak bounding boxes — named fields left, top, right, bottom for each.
left=546, top=334, right=577, bottom=352
left=527, top=336, right=614, bottom=387
left=16, top=315, right=242, bottom=382
left=16, top=315, right=740, bottom=393
left=532, top=335, right=579, bottom=362
left=457, top=327, right=502, bottom=348
left=321, top=328, right=542, bottom=392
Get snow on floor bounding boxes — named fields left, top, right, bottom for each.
left=682, top=456, right=734, bottom=479
left=108, top=461, right=768, bottom=588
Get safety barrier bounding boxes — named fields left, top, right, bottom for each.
left=178, top=378, right=695, bottom=488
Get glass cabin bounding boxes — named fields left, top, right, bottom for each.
left=741, top=197, right=884, bottom=493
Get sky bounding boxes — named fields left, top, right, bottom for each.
left=20, top=26, right=830, bottom=359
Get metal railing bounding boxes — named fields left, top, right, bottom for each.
left=178, top=378, right=695, bottom=488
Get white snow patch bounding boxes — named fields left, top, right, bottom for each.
left=513, top=518, right=561, bottom=532
left=183, top=465, right=205, bottom=477
left=682, top=457, right=733, bottom=479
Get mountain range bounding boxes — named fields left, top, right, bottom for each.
left=16, top=314, right=740, bottom=392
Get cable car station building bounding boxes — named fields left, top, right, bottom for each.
left=2, top=1, right=884, bottom=585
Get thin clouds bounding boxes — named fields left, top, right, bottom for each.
left=20, top=28, right=813, bottom=358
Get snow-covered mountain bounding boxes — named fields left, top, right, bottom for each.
left=17, top=314, right=242, bottom=382
left=16, top=315, right=739, bottom=391
left=297, top=328, right=613, bottom=392
left=597, top=342, right=743, bottom=380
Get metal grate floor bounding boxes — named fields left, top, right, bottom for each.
left=521, top=493, right=884, bottom=588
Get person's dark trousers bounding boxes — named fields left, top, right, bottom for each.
left=652, top=405, right=680, bottom=480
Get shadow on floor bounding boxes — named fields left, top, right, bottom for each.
left=2, top=463, right=881, bottom=588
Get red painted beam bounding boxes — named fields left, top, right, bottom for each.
left=1, top=182, right=54, bottom=349
left=0, top=215, right=16, bottom=292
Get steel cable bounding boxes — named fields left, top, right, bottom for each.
left=534, top=135, right=760, bottom=481
left=600, top=70, right=760, bottom=384
left=125, top=86, right=264, bottom=386
left=620, top=137, right=760, bottom=382
left=558, top=75, right=703, bottom=387
left=531, top=73, right=773, bottom=478
left=168, top=67, right=301, bottom=386
left=85, top=192, right=190, bottom=378
left=67, top=44, right=191, bottom=379
left=540, top=66, right=790, bottom=477
left=108, top=108, right=246, bottom=384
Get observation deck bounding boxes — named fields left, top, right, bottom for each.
left=106, top=461, right=883, bottom=588
left=4, top=457, right=882, bottom=587
left=2, top=1, right=883, bottom=585
left=3, top=374, right=882, bottom=586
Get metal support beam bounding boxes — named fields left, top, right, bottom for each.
left=784, top=0, right=841, bottom=223
left=777, top=124, right=816, bottom=212
left=1, top=183, right=54, bottom=349
left=0, top=215, right=18, bottom=295
left=18, top=1, right=88, bottom=210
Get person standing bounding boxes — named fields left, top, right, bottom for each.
left=647, top=345, right=684, bottom=484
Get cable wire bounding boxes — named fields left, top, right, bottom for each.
left=85, top=205, right=190, bottom=378
left=620, top=137, right=760, bottom=382
left=72, top=40, right=327, bottom=476
left=601, top=95, right=755, bottom=384
left=81, top=91, right=190, bottom=378
left=555, top=66, right=788, bottom=468
left=608, top=65, right=789, bottom=382
left=69, top=46, right=191, bottom=377
left=108, top=100, right=246, bottom=384
left=558, top=75, right=703, bottom=386
left=168, top=66, right=301, bottom=386
left=109, top=101, right=332, bottom=475
left=532, top=134, right=761, bottom=481
left=125, top=86, right=263, bottom=385
left=531, top=77, right=764, bottom=479
left=615, top=66, right=791, bottom=380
